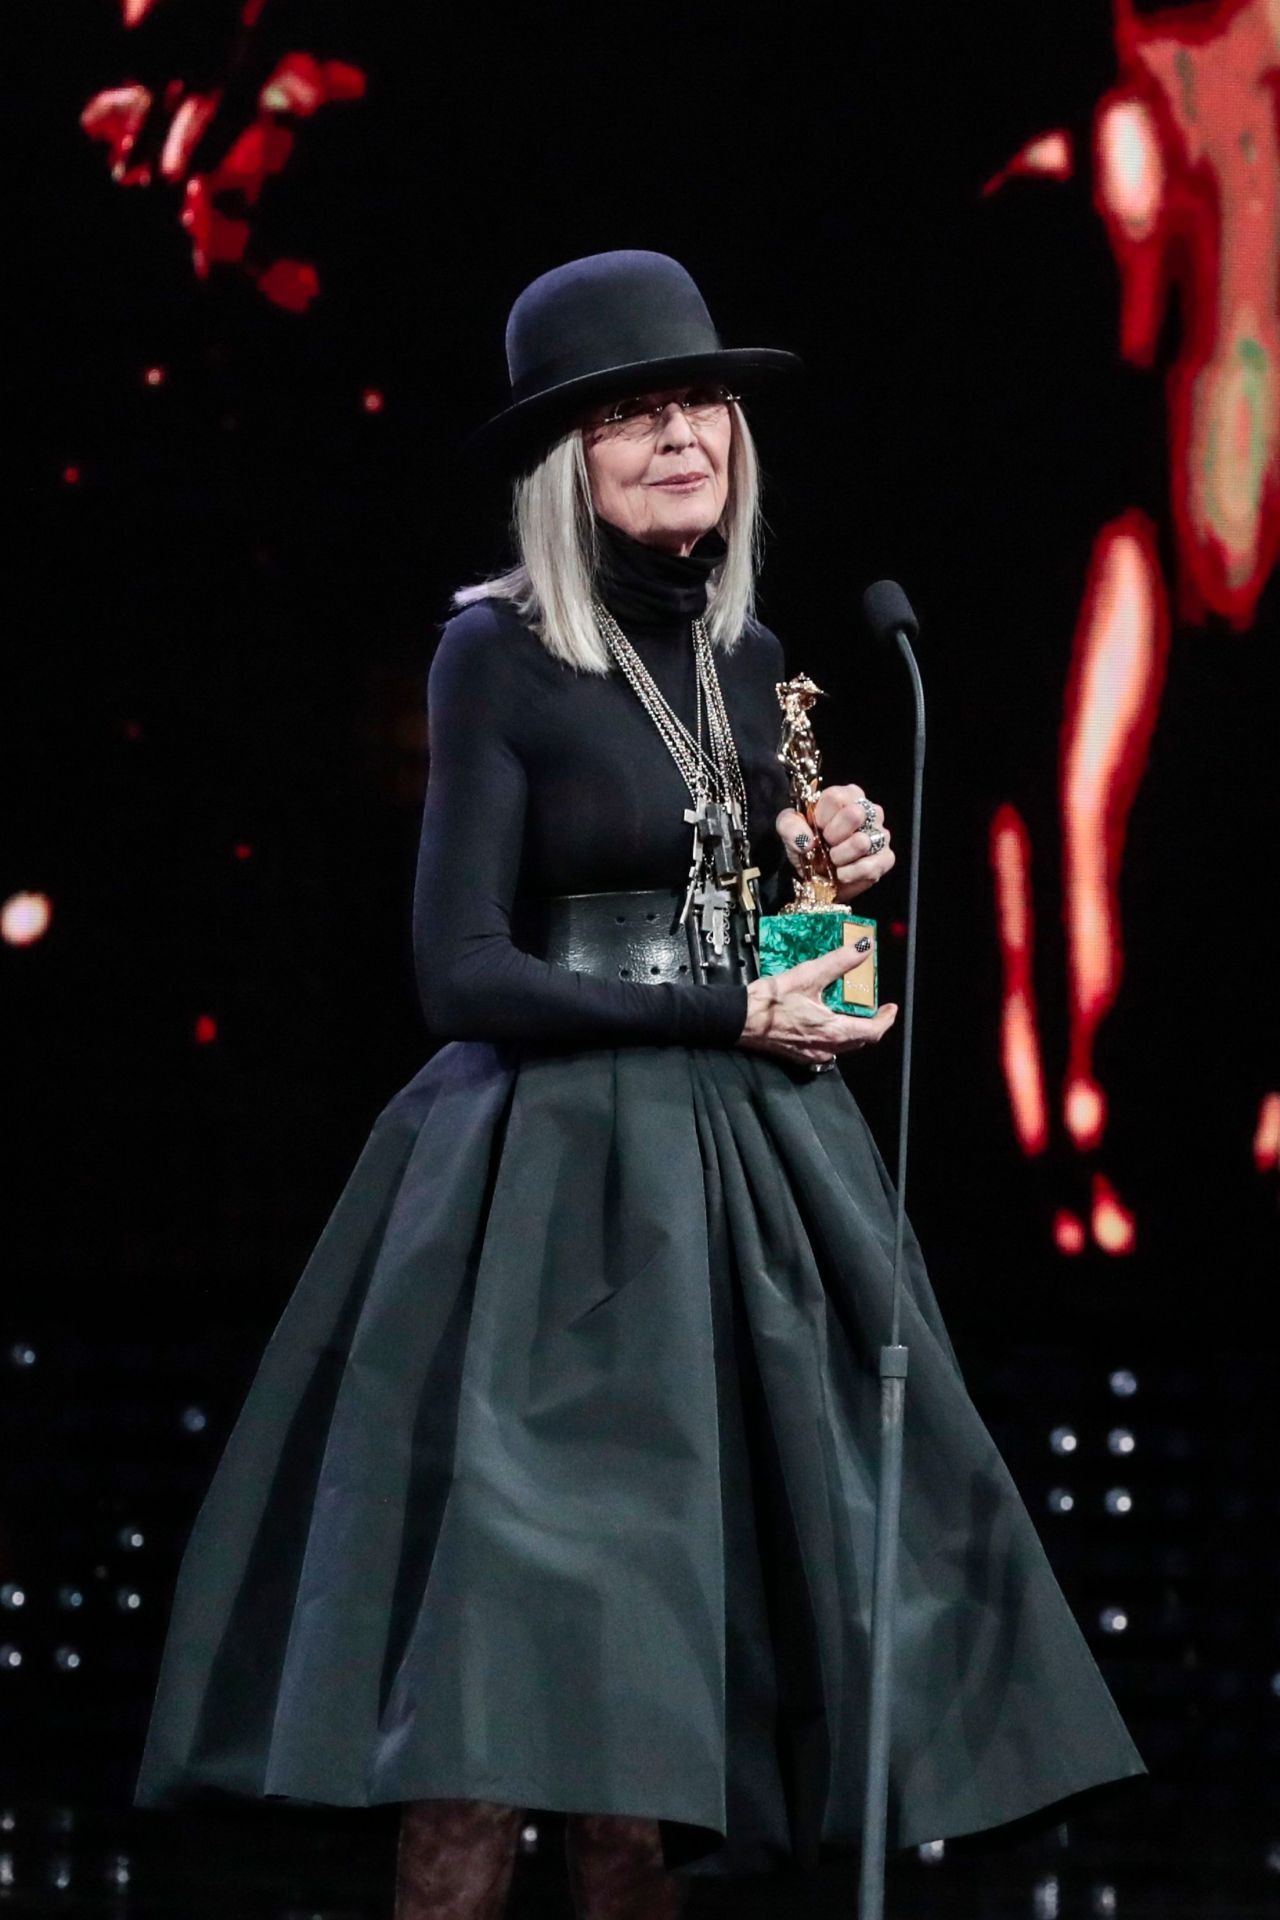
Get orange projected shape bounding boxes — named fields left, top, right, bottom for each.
left=1060, top=514, right=1170, bottom=1149
left=1092, top=1171, right=1137, bottom=1254
left=1053, top=1209, right=1087, bottom=1256
left=1254, top=1091, right=1280, bottom=1171
left=991, top=804, right=1049, bottom=1155
left=983, top=129, right=1075, bottom=197
left=1097, top=0, right=1280, bottom=626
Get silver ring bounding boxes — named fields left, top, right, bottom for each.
left=861, top=800, right=879, bottom=832
left=866, top=827, right=887, bottom=855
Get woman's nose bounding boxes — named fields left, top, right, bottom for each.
left=655, top=404, right=697, bottom=450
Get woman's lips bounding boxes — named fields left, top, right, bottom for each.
left=651, top=474, right=707, bottom=489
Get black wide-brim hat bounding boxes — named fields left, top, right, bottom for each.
left=469, top=249, right=803, bottom=470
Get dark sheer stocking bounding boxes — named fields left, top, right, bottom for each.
left=564, top=1814, right=689, bottom=1919
left=394, top=1798, right=523, bottom=1920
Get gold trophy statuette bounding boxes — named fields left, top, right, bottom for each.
left=758, top=674, right=879, bottom=1015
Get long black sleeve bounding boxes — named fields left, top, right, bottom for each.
left=412, top=605, right=761, bottom=1048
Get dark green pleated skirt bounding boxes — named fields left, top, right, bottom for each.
left=133, top=1041, right=1144, bottom=1874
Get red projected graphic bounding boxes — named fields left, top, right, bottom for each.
left=1060, top=515, right=1170, bottom=1155
left=80, top=4, right=365, bottom=311
left=988, top=0, right=1279, bottom=1250
left=990, top=805, right=1049, bottom=1157
left=1255, top=1092, right=1280, bottom=1171
left=1097, top=0, right=1280, bottom=626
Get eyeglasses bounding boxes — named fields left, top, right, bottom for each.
left=591, top=384, right=738, bottom=441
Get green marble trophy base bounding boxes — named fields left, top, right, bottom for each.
left=758, top=911, right=879, bottom=1017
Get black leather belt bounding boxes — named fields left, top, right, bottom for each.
left=514, top=887, right=760, bottom=990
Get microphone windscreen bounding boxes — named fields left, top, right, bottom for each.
left=862, top=579, right=920, bottom=645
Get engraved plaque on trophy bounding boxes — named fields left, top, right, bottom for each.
left=757, top=674, right=879, bottom=1016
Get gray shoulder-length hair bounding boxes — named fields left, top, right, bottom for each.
left=452, top=404, right=762, bottom=675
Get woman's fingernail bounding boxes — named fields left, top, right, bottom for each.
left=795, top=831, right=811, bottom=849
left=855, top=936, right=872, bottom=952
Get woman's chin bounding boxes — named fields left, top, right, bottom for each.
left=643, top=498, right=722, bottom=550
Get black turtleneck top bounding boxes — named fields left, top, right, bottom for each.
left=412, top=520, right=793, bottom=1047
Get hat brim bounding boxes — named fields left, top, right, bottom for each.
left=467, top=346, right=803, bottom=470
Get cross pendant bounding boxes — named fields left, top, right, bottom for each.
left=696, top=879, right=733, bottom=956
left=679, top=799, right=712, bottom=926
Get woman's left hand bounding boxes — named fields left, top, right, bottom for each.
left=776, top=784, right=894, bottom=902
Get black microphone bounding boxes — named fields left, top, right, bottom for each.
left=861, top=577, right=921, bottom=647
left=856, top=578, right=925, bottom=1920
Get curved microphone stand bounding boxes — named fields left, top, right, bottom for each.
left=857, top=580, right=924, bottom=1920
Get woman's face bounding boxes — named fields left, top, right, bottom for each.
left=582, top=384, right=733, bottom=556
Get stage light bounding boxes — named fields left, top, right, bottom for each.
left=519, top=1823, right=539, bottom=1854
left=117, top=1527, right=145, bottom=1550
left=362, top=387, right=385, bottom=413
left=1109, top=1368, right=1138, bottom=1396
left=1050, top=1426, right=1078, bottom=1454
left=918, top=1839, right=945, bottom=1863
left=0, top=1586, right=25, bottom=1611
left=1270, top=1673, right=1280, bottom=1698
left=194, top=1013, right=218, bottom=1045
left=180, top=1406, right=207, bottom=1433
left=62, top=465, right=81, bottom=485
left=1091, top=1886, right=1118, bottom=1915
left=234, top=843, right=253, bottom=860
left=143, top=365, right=166, bottom=387
left=0, top=1855, right=12, bottom=1891
left=57, top=1587, right=85, bottom=1611
left=116, top=1588, right=142, bottom=1612
left=54, top=1647, right=82, bottom=1672
left=0, top=1647, right=23, bottom=1669
left=1048, top=1488, right=1075, bottom=1513
left=1033, top=1873, right=1060, bottom=1919
left=7, top=1343, right=36, bottom=1367
left=1100, top=1607, right=1129, bottom=1633
left=1107, top=1428, right=1136, bottom=1455
left=106, top=1854, right=131, bottom=1891
left=1, top=892, right=53, bottom=947
left=1265, top=1841, right=1280, bottom=1874
left=1104, top=1489, right=1133, bottom=1515
left=47, top=1856, right=72, bottom=1892
left=0, top=1813, right=13, bottom=1832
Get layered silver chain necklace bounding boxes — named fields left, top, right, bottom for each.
left=592, top=600, right=761, bottom=961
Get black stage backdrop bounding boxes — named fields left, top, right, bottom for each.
left=4, top=0, right=1278, bottom=1863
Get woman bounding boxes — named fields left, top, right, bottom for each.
left=134, top=251, right=1144, bottom=1918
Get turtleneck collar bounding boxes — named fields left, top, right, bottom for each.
left=594, top=516, right=726, bottom=640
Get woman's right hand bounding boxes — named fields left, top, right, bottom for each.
left=737, top=941, right=899, bottom=1068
